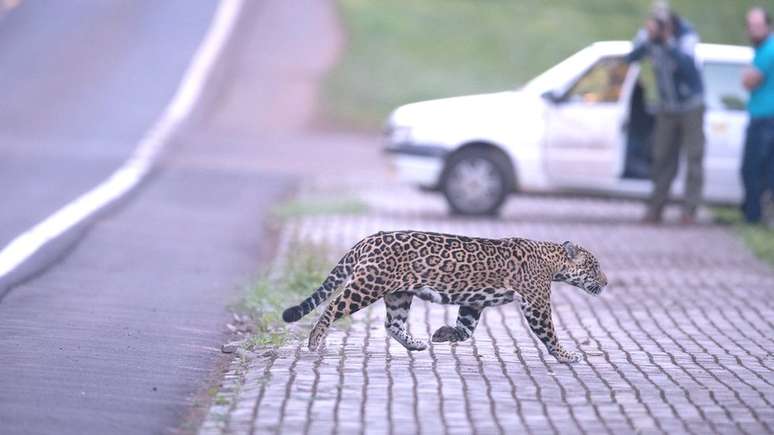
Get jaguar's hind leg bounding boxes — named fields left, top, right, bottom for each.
left=308, top=280, right=380, bottom=350
left=432, top=306, right=482, bottom=343
left=384, top=292, right=427, bottom=351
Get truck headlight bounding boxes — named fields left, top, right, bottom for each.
left=385, top=125, right=413, bottom=144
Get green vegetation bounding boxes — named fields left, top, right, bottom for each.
left=713, top=207, right=774, bottom=266
left=243, top=242, right=332, bottom=347
left=271, top=197, right=368, bottom=220
left=324, top=0, right=774, bottom=129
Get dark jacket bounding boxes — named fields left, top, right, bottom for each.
left=626, top=17, right=704, bottom=113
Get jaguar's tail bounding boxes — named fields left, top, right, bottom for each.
left=282, top=250, right=355, bottom=323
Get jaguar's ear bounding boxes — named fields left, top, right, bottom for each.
left=562, top=241, right=577, bottom=259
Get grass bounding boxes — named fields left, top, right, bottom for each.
left=242, top=241, right=333, bottom=347
left=271, top=196, right=368, bottom=220
left=324, top=0, right=774, bottom=130
left=713, top=206, right=774, bottom=266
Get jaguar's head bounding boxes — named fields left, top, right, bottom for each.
left=553, top=241, right=608, bottom=296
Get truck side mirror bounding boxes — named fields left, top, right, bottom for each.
left=541, top=89, right=563, bottom=104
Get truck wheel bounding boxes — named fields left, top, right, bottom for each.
left=441, top=148, right=511, bottom=216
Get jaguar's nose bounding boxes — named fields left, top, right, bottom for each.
left=599, top=271, right=608, bottom=287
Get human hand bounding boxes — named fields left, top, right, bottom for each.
left=645, top=19, right=661, bottom=42
left=646, top=18, right=671, bottom=44
left=742, top=66, right=763, bottom=90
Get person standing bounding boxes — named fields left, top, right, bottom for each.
left=625, top=2, right=705, bottom=224
left=741, top=7, right=774, bottom=224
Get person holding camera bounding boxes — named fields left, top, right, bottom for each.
left=740, top=7, right=774, bottom=224
left=625, top=1, right=705, bottom=224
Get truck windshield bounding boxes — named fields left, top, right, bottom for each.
left=522, top=47, right=597, bottom=95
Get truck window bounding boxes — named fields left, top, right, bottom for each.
left=637, top=58, right=660, bottom=108
left=703, top=61, right=747, bottom=111
left=564, top=57, right=629, bottom=103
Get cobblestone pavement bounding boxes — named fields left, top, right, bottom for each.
left=201, top=184, right=774, bottom=435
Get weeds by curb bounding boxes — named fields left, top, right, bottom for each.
left=713, top=206, right=774, bottom=266
left=242, top=241, right=333, bottom=348
left=270, top=196, right=368, bottom=221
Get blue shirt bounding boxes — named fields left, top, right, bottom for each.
left=749, top=34, right=774, bottom=119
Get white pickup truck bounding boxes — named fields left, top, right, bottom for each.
left=384, top=41, right=752, bottom=215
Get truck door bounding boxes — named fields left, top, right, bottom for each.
left=543, top=57, right=635, bottom=187
left=701, top=60, right=748, bottom=202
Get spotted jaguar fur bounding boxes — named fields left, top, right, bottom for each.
left=282, top=230, right=607, bottom=363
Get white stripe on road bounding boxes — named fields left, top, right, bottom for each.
left=0, top=0, right=244, bottom=279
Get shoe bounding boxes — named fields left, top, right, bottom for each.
left=641, top=213, right=662, bottom=224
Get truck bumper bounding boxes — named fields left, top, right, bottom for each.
left=384, top=144, right=448, bottom=189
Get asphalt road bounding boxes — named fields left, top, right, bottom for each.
left=0, top=0, right=345, bottom=433
left=0, top=1, right=216, bottom=255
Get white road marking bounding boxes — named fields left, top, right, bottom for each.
left=0, top=0, right=244, bottom=279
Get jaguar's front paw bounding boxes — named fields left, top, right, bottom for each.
left=405, top=339, right=428, bottom=351
left=431, top=325, right=462, bottom=343
left=552, top=350, right=582, bottom=364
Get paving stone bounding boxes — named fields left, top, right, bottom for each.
left=201, top=184, right=774, bottom=434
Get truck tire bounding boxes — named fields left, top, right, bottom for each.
left=441, top=147, right=511, bottom=216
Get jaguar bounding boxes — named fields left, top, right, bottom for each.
left=282, top=230, right=607, bottom=363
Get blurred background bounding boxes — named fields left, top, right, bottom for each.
left=1, top=1, right=774, bottom=434
left=324, top=0, right=772, bottom=129
left=2, top=0, right=772, bottom=212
